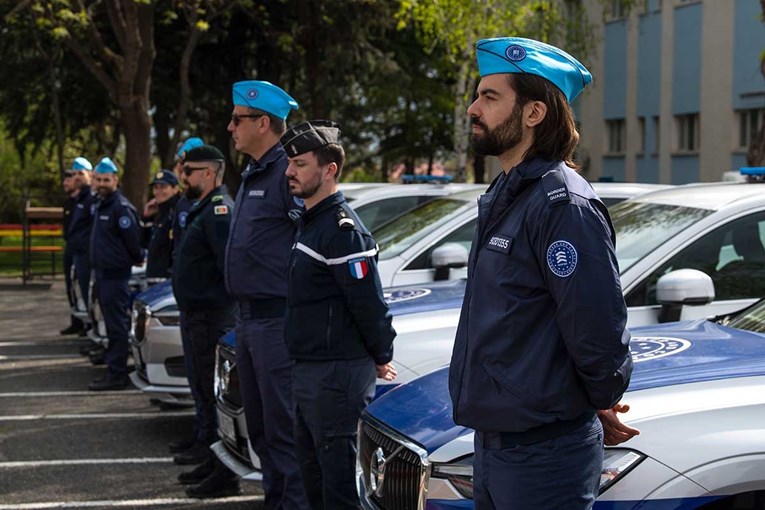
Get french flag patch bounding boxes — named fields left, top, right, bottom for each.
left=349, top=257, right=369, bottom=279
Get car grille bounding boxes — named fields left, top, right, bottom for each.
left=215, top=344, right=241, bottom=407
left=357, top=414, right=429, bottom=510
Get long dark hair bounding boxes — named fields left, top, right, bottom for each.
left=509, top=74, right=580, bottom=169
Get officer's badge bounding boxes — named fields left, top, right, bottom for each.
left=178, top=211, right=188, bottom=228
left=156, top=172, right=164, bottom=180
left=349, top=257, right=369, bottom=279
left=118, top=216, right=131, bottom=229
left=546, top=240, right=577, bottom=277
left=214, top=205, right=228, bottom=215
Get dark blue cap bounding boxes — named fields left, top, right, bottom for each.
left=150, top=169, right=179, bottom=186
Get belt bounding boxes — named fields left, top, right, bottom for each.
left=238, top=297, right=287, bottom=319
left=480, top=410, right=595, bottom=447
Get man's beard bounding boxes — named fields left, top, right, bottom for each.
left=471, top=103, right=524, bottom=156
left=185, top=183, right=203, bottom=200
left=289, top=176, right=321, bottom=199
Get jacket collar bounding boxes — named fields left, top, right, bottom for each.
left=302, top=191, right=345, bottom=225
left=243, top=143, right=286, bottom=178
left=189, top=186, right=222, bottom=214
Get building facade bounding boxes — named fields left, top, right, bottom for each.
left=576, top=0, right=765, bottom=183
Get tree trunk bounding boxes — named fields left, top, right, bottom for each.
left=120, top=102, right=152, bottom=209
left=452, top=55, right=473, bottom=183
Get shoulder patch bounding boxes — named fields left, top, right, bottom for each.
left=293, top=196, right=305, bottom=207
left=546, top=240, right=578, bottom=277
left=336, top=208, right=355, bottom=230
left=348, top=257, right=369, bottom=279
left=541, top=169, right=570, bottom=207
left=214, top=205, right=229, bottom=215
left=118, top=216, right=132, bottom=229
left=212, top=195, right=223, bottom=203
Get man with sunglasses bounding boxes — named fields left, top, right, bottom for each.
left=224, top=80, right=310, bottom=509
left=61, top=157, right=94, bottom=336
left=171, top=145, right=241, bottom=498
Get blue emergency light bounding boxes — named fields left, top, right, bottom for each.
left=401, top=174, right=454, bottom=184
left=740, top=167, right=765, bottom=177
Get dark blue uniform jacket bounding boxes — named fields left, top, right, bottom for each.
left=90, top=189, right=143, bottom=280
left=67, top=186, right=94, bottom=254
left=173, top=186, right=233, bottom=311
left=142, top=193, right=179, bottom=279
left=224, top=143, right=303, bottom=300
left=285, top=191, right=395, bottom=365
left=449, top=157, right=632, bottom=434
left=171, top=195, right=193, bottom=262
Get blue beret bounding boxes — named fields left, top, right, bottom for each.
left=232, top=80, right=299, bottom=120
left=95, top=157, right=118, bottom=174
left=150, top=169, right=178, bottom=186
left=176, top=137, right=204, bottom=159
left=71, top=157, right=92, bottom=171
left=476, top=37, right=592, bottom=103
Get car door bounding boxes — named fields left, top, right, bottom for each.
left=625, top=211, right=765, bottom=326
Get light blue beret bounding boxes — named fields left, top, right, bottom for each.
left=71, top=157, right=93, bottom=171
left=95, top=157, right=118, bottom=174
left=176, top=137, right=204, bottom=159
left=232, top=80, right=299, bottom=120
left=476, top=37, right=592, bottom=103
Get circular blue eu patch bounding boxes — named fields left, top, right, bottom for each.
left=118, top=216, right=131, bottom=229
left=383, top=288, right=431, bottom=304
left=505, top=45, right=526, bottom=62
left=630, top=337, right=692, bottom=363
left=246, top=89, right=259, bottom=99
left=546, top=240, right=578, bottom=277
left=293, top=196, right=305, bottom=207
left=178, top=211, right=189, bottom=228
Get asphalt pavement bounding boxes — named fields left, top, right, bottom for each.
left=0, top=278, right=264, bottom=509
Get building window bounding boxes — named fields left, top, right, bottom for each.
left=738, top=109, right=765, bottom=150
left=675, top=113, right=699, bottom=153
left=638, top=117, right=646, bottom=154
left=652, top=115, right=660, bottom=155
left=606, top=119, right=626, bottom=154
left=607, top=0, right=627, bottom=20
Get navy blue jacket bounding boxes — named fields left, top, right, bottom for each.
left=172, top=186, right=234, bottom=311
left=171, top=195, right=193, bottom=262
left=90, top=189, right=144, bottom=280
left=67, top=186, right=94, bottom=254
left=142, top=193, right=179, bottom=279
left=285, top=192, right=395, bottom=364
left=449, top=158, right=632, bottom=434
left=224, top=143, right=303, bottom=300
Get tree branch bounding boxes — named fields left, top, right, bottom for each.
left=104, top=0, right=128, bottom=53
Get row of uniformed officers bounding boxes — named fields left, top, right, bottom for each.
left=60, top=79, right=397, bottom=505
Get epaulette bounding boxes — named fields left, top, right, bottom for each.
left=336, top=207, right=355, bottom=230
left=541, top=169, right=570, bottom=208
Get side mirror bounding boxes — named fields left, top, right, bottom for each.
left=655, top=269, right=715, bottom=323
left=431, top=243, right=469, bottom=281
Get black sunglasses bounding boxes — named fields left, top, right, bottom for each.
left=182, top=165, right=210, bottom=177
left=231, top=113, right=265, bottom=127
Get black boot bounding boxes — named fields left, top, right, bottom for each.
left=178, top=457, right=216, bottom=485
left=185, top=462, right=241, bottom=499
left=169, top=435, right=197, bottom=454
left=88, top=373, right=129, bottom=391
left=173, top=441, right=212, bottom=465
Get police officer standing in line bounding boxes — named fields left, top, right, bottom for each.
left=448, top=37, right=635, bottom=509
left=224, top=80, right=310, bottom=509
left=88, top=157, right=144, bottom=391
left=61, top=157, right=93, bottom=336
left=283, top=120, right=397, bottom=509
left=171, top=137, right=204, bottom=262
left=170, top=145, right=241, bottom=498
left=141, top=169, right=180, bottom=284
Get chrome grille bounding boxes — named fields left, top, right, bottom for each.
left=215, top=344, right=241, bottom=407
left=132, top=302, right=149, bottom=344
left=357, top=414, right=429, bottom=510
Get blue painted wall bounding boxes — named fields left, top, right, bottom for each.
left=733, top=0, right=765, bottom=110
left=636, top=156, right=660, bottom=183
left=602, top=157, right=626, bottom=181
left=604, top=21, right=628, bottom=119
left=671, top=156, right=700, bottom=184
left=636, top=11, right=661, bottom=117
left=672, top=3, right=702, bottom=114
left=732, top=153, right=748, bottom=171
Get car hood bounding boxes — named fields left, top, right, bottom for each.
left=134, top=280, right=173, bottom=308
left=365, top=318, right=765, bottom=453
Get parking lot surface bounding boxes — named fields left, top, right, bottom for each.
left=0, top=278, right=264, bottom=509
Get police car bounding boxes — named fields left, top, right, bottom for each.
left=356, top=297, right=765, bottom=509
left=212, top=280, right=469, bottom=480
left=127, top=184, right=481, bottom=402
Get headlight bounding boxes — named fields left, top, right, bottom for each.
left=600, top=448, right=644, bottom=493
left=430, top=448, right=645, bottom=500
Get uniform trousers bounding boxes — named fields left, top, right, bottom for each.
left=473, top=413, right=603, bottom=510
left=180, top=306, right=235, bottom=444
left=96, top=277, right=130, bottom=377
left=72, top=252, right=91, bottom=315
left=293, top=358, right=376, bottom=510
left=236, top=314, right=309, bottom=510
left=63, top=246, right=84, bottom=329
left=178, top=311, right=203, bottom=440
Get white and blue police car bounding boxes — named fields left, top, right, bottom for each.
left=356, top=298, right=765, bottom=510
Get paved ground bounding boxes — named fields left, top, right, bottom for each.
left=0, top=277, right=264, bottom=509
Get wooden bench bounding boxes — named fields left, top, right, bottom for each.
left=0, top=246, right=63, bottom=253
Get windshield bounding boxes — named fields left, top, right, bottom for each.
left=724, top=300, right=765, bottom=333
left=374, top=194, right=476, bottom=260
left=611, top=201, right=713, bottom=273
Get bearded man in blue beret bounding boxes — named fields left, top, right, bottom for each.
left=448, top=37, right=637, bottom=509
